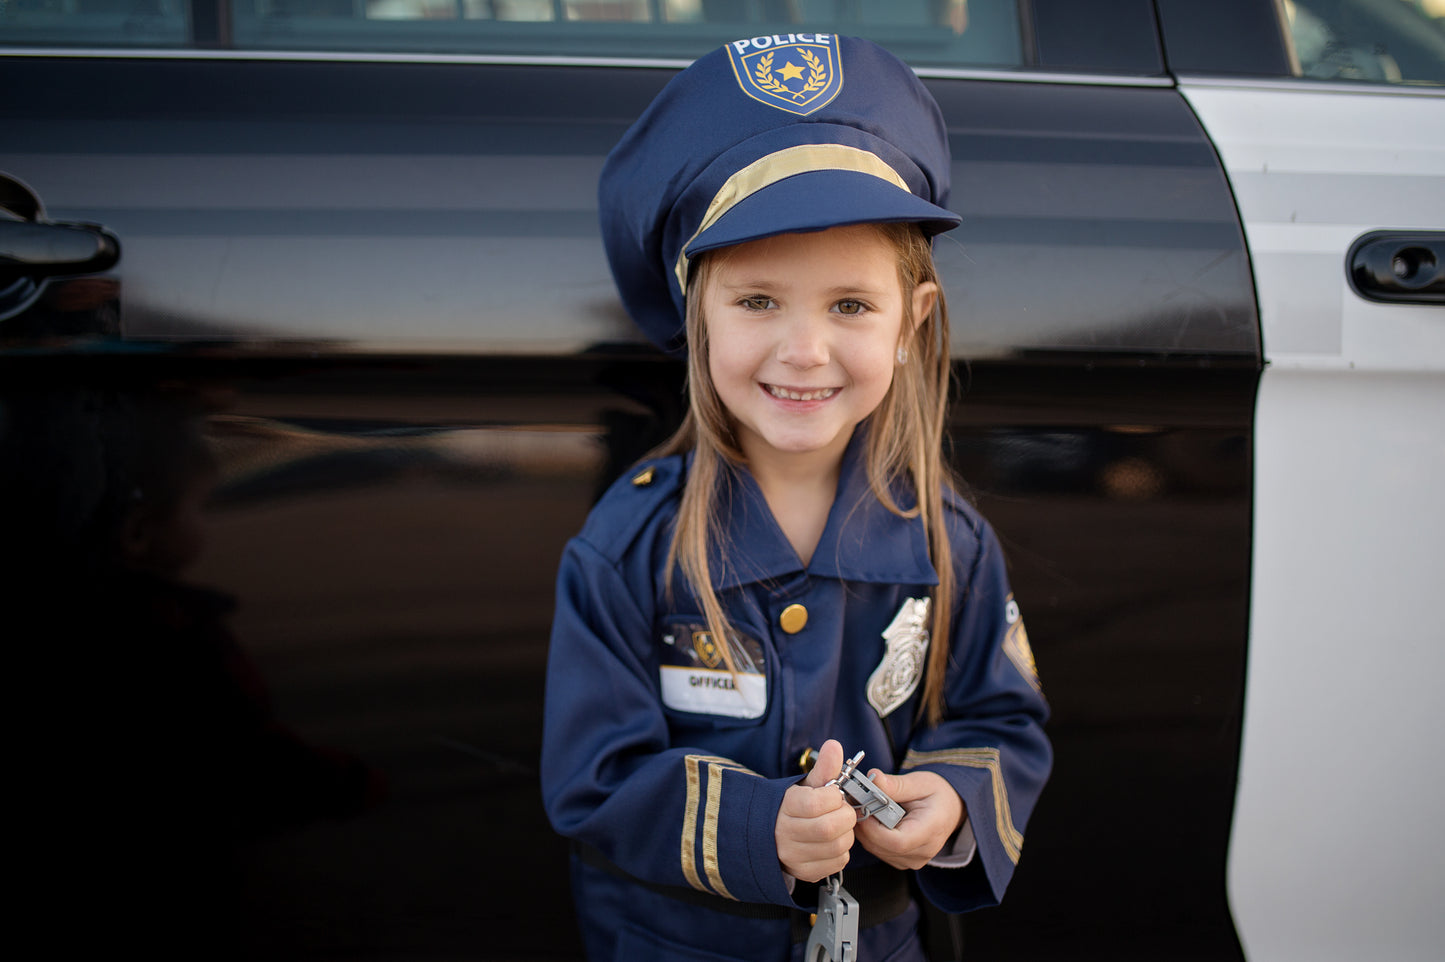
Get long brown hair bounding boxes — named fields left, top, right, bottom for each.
left=655, top=222, right=958, bottom=726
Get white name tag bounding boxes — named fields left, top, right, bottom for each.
left=660, top=666, right=767, bottom=719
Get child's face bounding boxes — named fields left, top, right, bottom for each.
left=700, top=224, right=936, bottom=472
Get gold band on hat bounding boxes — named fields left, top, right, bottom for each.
left=674, top=143, right=911, bottom=292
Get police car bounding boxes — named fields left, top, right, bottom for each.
left=1, top=1, right=1441, bottom=959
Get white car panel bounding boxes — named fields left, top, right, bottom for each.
left=1182, top=83, right=1445, bottom=369
left=1184, top=80, right=1445, bottom=961
left=1239, top=368, right=1445, bottom=962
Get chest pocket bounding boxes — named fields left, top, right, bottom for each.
left=658, top=617, right=769, bottom=723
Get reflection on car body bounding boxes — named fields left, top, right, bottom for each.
left=1, top=1, right=1442, bottom=959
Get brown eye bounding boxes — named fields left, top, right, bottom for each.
left=740, top=296, right=774, bottom=311
left=836, top=299, right=866, bottom=315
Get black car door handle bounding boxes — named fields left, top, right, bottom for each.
left=1348, top=231, right=1445, bottom=304
left=0, top=218, right=120, bottom=278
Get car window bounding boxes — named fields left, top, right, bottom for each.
left=2, top=0, right=1026, bottom=68
left=1283, top=0, right=1445, bottom=83
left=0, top=0, right=190, bottom=46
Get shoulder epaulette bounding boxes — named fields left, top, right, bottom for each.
left=576, top=454, right=686, bottom=563
left=938, top=481, right=995, bottom=588
left=941, top=480, right=985, bottom=533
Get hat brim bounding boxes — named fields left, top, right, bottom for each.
left=683, top=169, right=961, bottom=261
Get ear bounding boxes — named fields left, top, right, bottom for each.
left=910, top=281, right=939, bottom=332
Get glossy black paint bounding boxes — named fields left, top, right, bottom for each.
left=930, top=78, right=1257, bottom=360
left=0, top=40, right=1259, bottom=962
left=0, top=57, right=1257, bottom=361
left=1, top=352, right=1252, bottom=960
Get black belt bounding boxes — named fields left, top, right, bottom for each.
left=573, top=842, right=912, bottom=943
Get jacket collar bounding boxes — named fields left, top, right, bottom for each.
left=704, top=426, right=938, bottom=591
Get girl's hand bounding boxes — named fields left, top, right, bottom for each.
left=854, top=769, right=965, bottom=871
left=775, top=739, right=856, bottom=883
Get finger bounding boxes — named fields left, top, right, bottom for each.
left=866, top=768, right=903, bottom=799
left=803, top=738, right=845, bottom=789
left=855, top=820, right=933, bottom=868
left=867, top=768, right=940, bottom=805
left=855, top=813, right=907, bottom=847
left=856, top=812, right=925, bottom=849
left=871, top=769, right=959, bottom=809
left=790, top=849, right=851, bottom=884
left=781, top=783, right=851, bottom=820
left=782, top=803, right=857, bottom=842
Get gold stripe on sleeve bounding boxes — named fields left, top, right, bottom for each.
left=702, top=761, right=738, bottom=899
left=682, top=754, right=757, bottom=896
left=681, top=755, right=710, bottom=892
left=903, top=747, right=1023, bottom=863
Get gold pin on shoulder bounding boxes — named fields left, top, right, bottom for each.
left=631, top=466, right=655, bottom=487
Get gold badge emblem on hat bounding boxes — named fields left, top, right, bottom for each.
left=725, top=34, right=844, bottom=116
left=867, top=597, right=931, bottom=717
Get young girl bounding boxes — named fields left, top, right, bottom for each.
left=542, top=35, right=1051, bottom=962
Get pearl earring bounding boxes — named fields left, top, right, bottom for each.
left=896, top=345, right=908, bottom=365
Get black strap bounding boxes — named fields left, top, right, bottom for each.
left=573, top=842, right=912, bottom=940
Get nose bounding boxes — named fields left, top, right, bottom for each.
left=776, top=313, right=829, bottom=369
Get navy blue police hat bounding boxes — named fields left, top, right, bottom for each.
left=600, top=34, right=962, bottom=354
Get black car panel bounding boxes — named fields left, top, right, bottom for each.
left=1, top=57, right=1256, bottom=361
left=1, top=3, right=1265, bottom=958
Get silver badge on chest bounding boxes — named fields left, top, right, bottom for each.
left=866, top=597, right=931, bottom=718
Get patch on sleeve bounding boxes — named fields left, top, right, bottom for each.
left=1003, top=595, right=1041, bottom=692
left=660, top=620, right=767, bottom=719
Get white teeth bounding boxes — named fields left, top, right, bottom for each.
left=767, top=385, right=837, bottom=401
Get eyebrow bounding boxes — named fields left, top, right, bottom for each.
left=714, top=278, right=888, bottom=298
left=822, top=285, right=887, bottom=298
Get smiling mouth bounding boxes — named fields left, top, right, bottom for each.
left=765, top=384, right=838, bottom=402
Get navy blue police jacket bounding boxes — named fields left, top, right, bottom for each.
left=542, top=431, right=1051, bottom=961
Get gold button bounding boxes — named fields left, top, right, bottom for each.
left=798, top=747, right=817, bottom=773
left=779, top=604, right=808, bottom=634
left=631, top=466, right=655, bottom=486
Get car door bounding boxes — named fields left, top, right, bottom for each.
left=1157, top=2, right=1445, bottom=959
left=0, top=2, right=1304, bottom=959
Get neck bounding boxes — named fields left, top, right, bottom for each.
left=738, top=431, right=851, bottom=566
